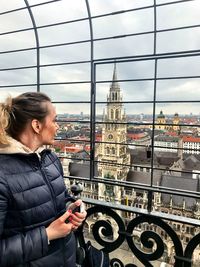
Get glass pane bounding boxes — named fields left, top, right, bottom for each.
left=0, top=88, right=37, bottom=102
left=40, top=44, right=90, bottom=64
left=155, top=103, right=200, bottom=120
left=0, top=68, right=37, bottom=86
left=1, top=0, right=24, bottom=12
left=31, top=0, right=87, bottom=25
left=96, top=81, right=154, bottom=102
left=53, top=103, right=90, bottom=117
left=96, top=103, right=154, bottom=121
left=41, top=84, right=90, bottom=102
left=156, top=79, right=200, bottom=101
left=0, top=31, right=35, bottom=51
left=94, top=34, right=154, bottom=58
left=38, top=21, right=90, bottom=46
left=40, top=63, right=90, bottom=83
left=0, top=50, right=36, bottom=69
left=157, top=1, right=200, bottom=29
left=93, top=9, right=154, bottom=38
left=157, top=56, right=200, bottom=78
left=157, top=28, right=200, bottom=53
left=96, top=61, right=155, bottom=81
left=0, top=9, right=32, bottom=32
left=89, top=0, right=153, bottom=16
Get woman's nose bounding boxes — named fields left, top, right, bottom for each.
left=56, top=122, right=59, bottom=130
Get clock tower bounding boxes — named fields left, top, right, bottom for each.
left=97, top=63, right=130, bottom=203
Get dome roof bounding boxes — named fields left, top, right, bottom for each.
left=157, top=110, right=165, bottom=119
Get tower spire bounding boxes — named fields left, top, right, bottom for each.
left=110, top=62, right=120, bottom=92
left=112, top=61, right=117, bottom=81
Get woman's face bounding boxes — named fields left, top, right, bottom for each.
left=39, top=102, right=59, bottom=145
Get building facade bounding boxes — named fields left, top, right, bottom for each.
left=156, top=110, right=181, bottom=132
left=97, top=64, right=130, bottom=202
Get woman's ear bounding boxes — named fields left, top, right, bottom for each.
left=31, top=119, right=42, bottom=134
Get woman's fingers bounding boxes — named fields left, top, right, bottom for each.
left=69, top=210, right=87, bottom=226
left=74, top=210, right=87, bottom=220
left=59, top=210, right=72, bottom=223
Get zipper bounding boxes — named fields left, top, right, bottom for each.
left=38, top=158, right=57, bottom=215
left=62, top=238, right=67, bottom=266
left=39, top=155, right=67, bottom=265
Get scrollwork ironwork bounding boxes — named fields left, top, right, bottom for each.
left=110, top=258, right=124, bottom=267
left=183, top=232, right=200, bottom=267
left=77, top=205, right=200, bottom=267
left=78, top=205, right=126, bottom=253
left=110, top=258, right=137, bottom=267
left=126, top=215, right=183, bottom=267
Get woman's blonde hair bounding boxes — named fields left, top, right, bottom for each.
left=0, top=96, right=12, bottom=144
left=0, top=92, right=51, bottom=145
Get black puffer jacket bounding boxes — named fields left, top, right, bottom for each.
left=0, top=146, right=76, bottom=267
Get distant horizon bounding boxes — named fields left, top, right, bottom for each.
left=57, top=112, right=200, bottom=117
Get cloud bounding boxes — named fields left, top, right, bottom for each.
left=0, top=0, right=199, bottom=115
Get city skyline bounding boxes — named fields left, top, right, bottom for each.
left=56, top=110, right=200, bottom=117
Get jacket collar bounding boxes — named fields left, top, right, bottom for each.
left=0, top=136, right=45, bottom=155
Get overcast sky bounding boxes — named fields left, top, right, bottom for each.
left=0, top=0, right=200, bottom=116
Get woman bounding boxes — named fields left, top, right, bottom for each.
left=0, top=92, right=86, bottom=267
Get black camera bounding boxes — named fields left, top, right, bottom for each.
left=65, top=183, right=84, bottom=223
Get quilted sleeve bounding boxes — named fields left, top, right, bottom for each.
left=0, top=178, right=49, bottom=267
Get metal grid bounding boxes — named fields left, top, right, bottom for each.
left=1, top=0, right=200, bottom=216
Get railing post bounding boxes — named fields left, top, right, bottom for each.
left=147, top=190, right=153, bottom=212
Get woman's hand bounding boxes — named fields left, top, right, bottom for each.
left=66, top=199, right=87, bottom=230
left=69, top=210, right=87, bottom=231
left=46, top=200, right=87, bottom=241
left=46, top=210, right=74, bottom=241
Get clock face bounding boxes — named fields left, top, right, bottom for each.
left=108, top=134, right=113, bottom=140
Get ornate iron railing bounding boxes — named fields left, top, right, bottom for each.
left=76, top=198, right=200, bottom=267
